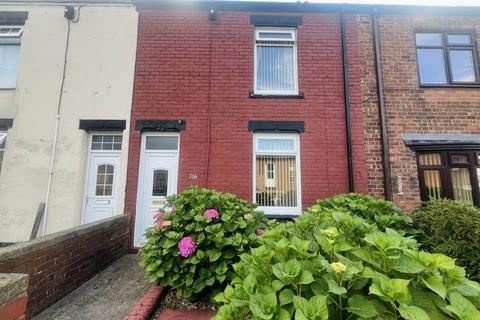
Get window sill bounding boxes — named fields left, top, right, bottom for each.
left=420, top=84, right=480, bottom=89
left=249, top=91, right=304, bottom=99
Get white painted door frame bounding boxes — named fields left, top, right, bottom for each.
left=81, top=133, right=123, bottom=224
left=134, top=132, right=180, bottom=247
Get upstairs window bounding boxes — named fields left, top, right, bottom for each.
left=415, top=32, right=479, bottom=85
left=254, top=28, right=298, bottom=95
left=0, top=132, right=7, bottom=174
left=0, top=26, right=23, bottom=89
left=254, top=133, right=301, bottom=216
left=417, top=150, right=480, bottom=206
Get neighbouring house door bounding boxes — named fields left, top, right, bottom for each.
left=83, top=134, right=123, bottom=224
left=134, top=134, right=179, bottom=247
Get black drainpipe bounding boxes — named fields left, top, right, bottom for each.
left=372, top=14, right=392, bottom=200
left=340, top=13, right=354, bottom=193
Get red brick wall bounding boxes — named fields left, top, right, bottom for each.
left=359, top=14, right=480, bottom=211
left=0, top=215, right=130, bottom=317
left=126, top=10, right=368, bottom=232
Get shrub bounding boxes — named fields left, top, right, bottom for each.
left=139, top=187, right=267, bottom=298
left=313, top=193, right=413, bottom=234
left=412, top=199, right=480, bottom=282
left=214, top=202, right=480, bottom=320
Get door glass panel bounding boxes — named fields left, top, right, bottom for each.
left=146, top=136, right=178, bottom=150
left=423, top=170, right=443, bottom=200
left=450, top=167, right=473, bottom=204
left=95, top=164, right=114, bottom=196
left=152, top=169, right=168, bottom=196
left=419, top=153, right=442, bottom=166
left=256, top=155, right=297, bottom=207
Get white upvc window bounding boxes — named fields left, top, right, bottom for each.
left=254, top=28, right=298, bottom=95
left=0, top=132, right=7, bottom=173
left=253, top=133, right=301, bottom=216
left=0, top=26, right=23, bottom=89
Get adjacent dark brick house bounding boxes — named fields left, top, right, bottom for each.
left=359, top=12, right=480, bottom=211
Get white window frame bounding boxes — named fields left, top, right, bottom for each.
left=0, top=26, right=23, bottom=89
left=253, top=133, right=302, bottom=216
left=254, top=27, right=298, bottom=95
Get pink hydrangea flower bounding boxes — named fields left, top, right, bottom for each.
left=204, top=209, right=219, bottom=219
left=178, top=236, right=197, bottom=258
left=153, top=212, right=164, bottom=226
left=256, top=229, right=264, bottom=236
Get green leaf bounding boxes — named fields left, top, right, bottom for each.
left=298, top=271, right=314, bottom=285
left=277, top=308, right=291, bottom=320
left=347, top=295, right=381, bottom=318
left=398, top=304, right=431, bottom=320
left=309, top=295, right=328, bottom=320
left=249, top=293, right=277, bottom=320
left=446, top=292, right=480, bottom=320
left=422, top=275, right=447, bottom=299
left=391, top=254, right=426, bottom=274
left=244, top=274, right=257, bottom=295
left=279, top=288, right=295, bottom=306
left=327, top=279, right=347, bottom=295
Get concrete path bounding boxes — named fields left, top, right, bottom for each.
left=33, top=254, right=149, bottom=320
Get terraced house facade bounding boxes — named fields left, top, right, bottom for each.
left=1, top=0, right=480, bottom=248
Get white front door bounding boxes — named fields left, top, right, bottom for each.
left=134, top=134, right=179, bottom=247
left=83, top=134, right=123, bottom=224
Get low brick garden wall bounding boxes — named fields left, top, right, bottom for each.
left=0, top=215, right=130, bottom=318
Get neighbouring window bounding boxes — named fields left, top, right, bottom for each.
left=254, top=28, right=298, bottom=95
left=415, top=32, right=479, bottom=85
left=417, top=151, right=480, bottom=206
left=0, top=26, right=23, bottom=89
left=254, top=133, right=301, bottom=215
left=95, top=164, right=114, bottom=196
left=0, top=132, right=6, bottom=173
left=91, top=135, right=123, bottom=151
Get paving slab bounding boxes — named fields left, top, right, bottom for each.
left=33, top=254, right=149, bottom=320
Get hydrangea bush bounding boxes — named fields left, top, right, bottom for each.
left=214, top=198, right=480, bottom=320
left=139, top=187, right=267, bottom=298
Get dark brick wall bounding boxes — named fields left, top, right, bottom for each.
left=358, top=14, right=480, bottom=211
left=126, top=10, right=369, bottom=236
left=0, top=215, right=130, bottom=317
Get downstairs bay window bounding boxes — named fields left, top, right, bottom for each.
left=253, top=133, right=301, bottom=216
left=417, top=151, right=480, bottom=205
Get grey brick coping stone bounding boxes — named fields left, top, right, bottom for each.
left=0, top=214, right=130, bottom=262
left=0, top=273, right=28, bottom=305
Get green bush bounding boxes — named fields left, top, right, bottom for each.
left=139, top=187, right=267, bottom=298
left=313, top=193, right=413, bottom=234
left=213, top=202, right=480, bottom=320
left=412, top=199, right=480, bottom=282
